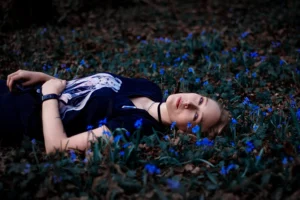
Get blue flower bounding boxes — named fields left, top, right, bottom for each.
left=114, top=135, right=122, bottom=143
left=222, top=50, right=229, bottom=55
left=195, top=78, right=200, bottom=83
left=280, top=59, right=284, bottom=66
left=249, top=104, right=260, bottom=115
left=125, top=131, right=130, bottom=137
left=70, top=150, right=77, bottom=162
left=160, top=68, right=165, bottom=75
left=123, top=143, right=131, bottom=148
left=141, top=40, right=148, bottom=44
left=167, top=179, right=180, bottom=189
left=169, top=147, right=178, bottom=156
left=187, top=122, right=192, bottom=128
left=296, top=108, right=300, bottom=120
left=180, top=77, right=185, bottom=82
left=31, top=139, right=36, bottom=145
left=174, top=57, right=181, bottom=62
left=282, top=157, right=288, bottom=165
left=250, top=52, right=258, bottom=58
left=242, top=97, right=250, bottom=105
left=260, top=56, right=266, bottom=61
left=203, top=81, right=209, bottom=86
left=79, top=59, right=85, bottom=66
left=226, top=164, right=237, bottom=173
left=267, top=107, right=273, bottom=112
left=195, top=138, right=214, bottom=147
left=98, top=118, right=107, bottom=127
left=186, top=33, right=193, bottom=40
left=246, top=141, right=255, bottom=153
left=232, top=57, right=237, bottom=63
left=256, top=155, right=261, bottom=160
left=220, top=166, right=227, bottom=175
left=277, top=124, right=282, bottom=129
left=271, top=41, right=281, bottom=48
left=119, top=151, right=125, bottom=156
left=145, top=164, right=160, bottom=175
left=231, top=142, right=235, bottom=147
left=152, top=63, right=157, bottom=70
left=192, top=125, right=200, bottom=133
left=103, top=130, right=111, bottom=137
left=182, top=53, right=188, bottom=60
left=170, top=122, right=176, bottom=130
left=83, top=158, right=88, bottom=163
left=164, top=38, right=171, bottom=43
left=188, top=67, right=194, bottom=73
left=231, top=47, right=237, bottom=52
left=134, top=118, right=143, bottom=129
left=164, top=135, right=170, bottom=140
left=253, top=124, right=259, bottom=132
left=252, top=72, right=257, bottom=78
left=42, top=64, right=47, bottom=71
left=220, top=164, right=238, bottom=175
left=165, top=51, right=170, bottom=58
left=137, top=36, right=141, bottom=40
left=53, top=175, right=62, bottom=184
left=240, top=31, right=249, bottom=39
left=235, top=73, right=240, bottom=79
left=231, top=118, right=238, bottom=125
left=205, top=55, right=210, bottom=62
left=66, top=67, right=71, bottom=72
left=86, top=125, right=93, bottom=131
left=164, top=90, right=168, bottom=96
left=245, top=68, right=249, bottom=73
left=291, top=99, right=296, bottom=108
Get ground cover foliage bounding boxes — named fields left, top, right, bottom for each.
left=0, top=0, right=300, bottom=199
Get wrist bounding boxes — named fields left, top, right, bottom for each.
left=42, top=93, right=60, bottom=103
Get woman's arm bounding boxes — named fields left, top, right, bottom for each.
left=42, top=99, right=113, bottom=153
left=41, top=78, right=113, bottom=154
left=39, top=72, right=59, bottom=83
left=6, top=70, right=59, bottom=92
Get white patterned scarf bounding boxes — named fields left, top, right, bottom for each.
left=59, top=73, right=122, bottom=119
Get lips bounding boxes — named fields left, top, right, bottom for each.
left=176, top=97, right=181, bottom=109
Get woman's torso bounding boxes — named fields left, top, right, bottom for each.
left=0, top=73, right=165, bottom=144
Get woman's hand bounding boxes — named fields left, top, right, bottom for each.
left=42, top=79, right=67, bottom=95
left=6, top=69, right=44, bottom=92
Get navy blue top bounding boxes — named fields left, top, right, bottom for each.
left=0, top=73, right=166, bottom=145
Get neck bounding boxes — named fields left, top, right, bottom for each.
left=147, top=102, right=171, bottom=125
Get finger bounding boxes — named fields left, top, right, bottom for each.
left=8, top=74, right=21, bottom=91
left=6, top=71, right=19, bottom=87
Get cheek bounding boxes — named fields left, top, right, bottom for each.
left=174, top=114, right=192, bottom=128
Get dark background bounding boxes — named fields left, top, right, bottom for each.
left=1, top=0, right=299, bottom=32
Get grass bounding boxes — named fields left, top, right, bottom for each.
left=0, top=0, right=300, bottom=199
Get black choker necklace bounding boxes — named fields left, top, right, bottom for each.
left=157, top=102, right=163, bottom=124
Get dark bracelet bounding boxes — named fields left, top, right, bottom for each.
left=42, top=94, right=59, bottom=103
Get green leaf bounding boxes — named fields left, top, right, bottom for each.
left=206, top=172, right=218, bottom=185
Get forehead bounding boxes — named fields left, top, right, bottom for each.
left=201, top=99, right=221, bottom=128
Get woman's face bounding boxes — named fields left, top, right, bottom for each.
left=165, top=93, right=221, bottom=132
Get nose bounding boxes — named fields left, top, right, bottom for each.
left=183, top=101, right=198, bottom=109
